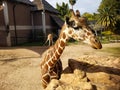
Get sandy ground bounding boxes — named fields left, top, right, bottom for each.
left=0, top=43, right=120, bottom=90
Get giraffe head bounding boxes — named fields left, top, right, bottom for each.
left=64, top=10, right=102, bottom=49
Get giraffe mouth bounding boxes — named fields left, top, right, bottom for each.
left=87, top=36, right=102, bottom=49
left=90, top=40, right=102, bottom=49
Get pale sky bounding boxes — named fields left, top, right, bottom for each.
left=30, top=0, right=102, bottom=14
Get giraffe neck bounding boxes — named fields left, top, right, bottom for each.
left=46, top=26, right=68, bottom=69
left=40, top=24, right=69, bottom=86
left=40, top=24, right=71, bottom=88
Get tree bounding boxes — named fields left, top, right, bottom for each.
left=56, top=2, right=70, bottom=21
left=97, top=6, right=118, bottom=41
left=97, top=0, right=119, bottom=33
left=98, top=0, right=118, bottom=13
left=82, top=12, right=95, bottom=21
left=97, top=6, right=117, bottom=32
left=94, top=0, right=120, bottom=42
left=69, top=0, right=76, bottom=9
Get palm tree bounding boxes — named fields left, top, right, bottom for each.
left=69, top=0, right=76, bottom=9
left=97, top=6, right=117, bottom=31
left=97, top=6, right=117, bottom=41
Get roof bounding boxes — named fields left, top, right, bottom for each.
left=32, top=0, right=59, bottom=14
left=51, top=15, right=64, bottom=28
left=10, top=0, right=34, bottom=6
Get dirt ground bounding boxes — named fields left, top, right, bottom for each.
left=0, top=43, right=120, bottom=90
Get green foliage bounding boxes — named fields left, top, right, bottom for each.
left=82, top=12, right=95, bottom=21
left=102, top=31, right=113, bottom=35
left=97, top=0, right=120, bottom=34
left=56, top=2, right=70, bottom=21
left=97, top=6, right=117, bottom=32
left=101, top=47, right=120, bottom=57
left=98, top=0, right=118, bottom=12
left=69, top=0, right=77, bottom=9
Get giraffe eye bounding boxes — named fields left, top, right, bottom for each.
left=74, top=26, right=82, bottom=30
left=91, top=29, right=95, bottom=33
left=79, top=26, right=82, bottom=29
left=74, top=26, right=79, bottom=29
left=70, top=21, right=80, bottom=29
left=69, top=20, right=82, bottom=30
left=69, top=21, right=75, bottom=27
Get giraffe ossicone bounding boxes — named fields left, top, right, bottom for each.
left=40, top=9, right=102, bottom=89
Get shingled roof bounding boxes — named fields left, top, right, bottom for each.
left=32, top=0, right=59, bottom=14
left=51, top=15, right=64, bottom=28
left=10, top=0, right=34, bottom=6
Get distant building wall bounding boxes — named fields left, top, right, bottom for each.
left=45, top=11, right=59, bottom=36
left=7, top=1, right=33, bottom=45
left=0, top=2, right=8, bottom=46
left=32, top=11, right=43, bottom=40
left=32, top=11, right=59, bottom=40
left=0, top=0, right=62, bottom=46
left=0, top=8, right=4, bottom=25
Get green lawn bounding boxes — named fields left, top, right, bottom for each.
left=101, top=46, right=120, bottom=57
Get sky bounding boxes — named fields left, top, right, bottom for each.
left=30, top=0, right=102, bottom=14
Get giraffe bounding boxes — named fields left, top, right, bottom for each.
left=40, top=9, right=102, bottom=89
left=44, top=34, right=54, bottom=46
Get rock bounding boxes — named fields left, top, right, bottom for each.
left=77, top=82, right=93, bottom=90
left=87, top=72, right=113, bottom=85
left=45, top=56, right=120, bottom=90
left=68, top=59, right=81, bottom=71
left=74, top=69, right=86, bottom=79
left=60, top=73, right=74, bottom=84
left=45, top=79, right=60, bottom=90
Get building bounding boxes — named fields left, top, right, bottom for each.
left=0, top=0, right=63, bottom=46
left=32, top=0, right=63, bottom=41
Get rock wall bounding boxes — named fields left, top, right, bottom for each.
left=45, top=56, right=120, bottom=90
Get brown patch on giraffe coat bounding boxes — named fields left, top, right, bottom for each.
left=72, top=34, right=78, bottom=39
left=87, top=32, right=91, bottom=36
left=48, top=60, right=54, bottom=66
left=68, top=30, right=73, bottom=34
left=58, top=47, right=63, bottom=54
left=55, top=51, right=60, bottom=59
left=42, top=74, right=50, bottom=84
left=60, top=40, right=65, bottom=47
left=51, top=55, right=58, bottom=63
left=62, top=32, right=66, bottom=39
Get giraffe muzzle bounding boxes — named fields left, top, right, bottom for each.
left=90, top=38, right=102, bottom=49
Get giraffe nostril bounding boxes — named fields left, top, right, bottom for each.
left=95, top=39, right=98, bottom=42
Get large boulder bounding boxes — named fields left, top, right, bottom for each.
left=45, top=56, right=120, bottom=90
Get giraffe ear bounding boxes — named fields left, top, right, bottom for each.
left=65, top=16, right=70, bottom=25
left=76, top=10, right=81, bottom=17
